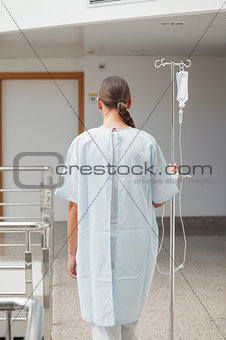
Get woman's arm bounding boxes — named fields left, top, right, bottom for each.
left=67, top=201, right=78, bottom=279
left=152, top=201, right=167, bottom=208
left=152, top=162, right=178, bottom=209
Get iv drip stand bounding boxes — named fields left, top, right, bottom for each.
left=154, top=58, right=191, bottom=340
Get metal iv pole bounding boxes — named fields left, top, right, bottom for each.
left=154, top=58, right=191, bottom=340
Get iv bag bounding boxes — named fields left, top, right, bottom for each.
left=176, top=70, right=188, bottom=106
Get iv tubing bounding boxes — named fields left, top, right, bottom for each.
left=152, top=120, right=187, bottom=274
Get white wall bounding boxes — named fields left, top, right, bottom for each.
left=0, top=56, right=225, bottom=218
left=2, top=78, right=79, bottom=222
left=1, top=0, right=224, bottom=34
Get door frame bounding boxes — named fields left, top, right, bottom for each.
left=0, top=71, right=84, bottom=218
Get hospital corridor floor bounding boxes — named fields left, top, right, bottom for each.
left=52, top=222, right=226, bottom=340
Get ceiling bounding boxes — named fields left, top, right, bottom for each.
left=0, top=10, right=226, bottom=58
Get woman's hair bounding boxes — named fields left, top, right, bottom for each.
left=98, top=76, right=136, bottom=128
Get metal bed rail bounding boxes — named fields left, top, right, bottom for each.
left=0, top=166, right=54, bottom=340
left=0, top=297, right=44, bottom=340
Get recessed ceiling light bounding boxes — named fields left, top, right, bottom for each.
left=174, top=22, right=185, bottom=25
left=161, top=21, right=185, bottom=26
left=87, top=48, right=95, bottom=54
left=129, top=49, right=147, bottom=53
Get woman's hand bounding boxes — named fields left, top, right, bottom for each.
left=168, top=162, right=179, bottom=181
left=68, top=253, right=77, bottom=279
left=168, top=162, right=178, bottom=174
left=152, top=162, right=179, bottom=209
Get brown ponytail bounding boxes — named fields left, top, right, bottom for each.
left=99, top=76, right=136, bottom=128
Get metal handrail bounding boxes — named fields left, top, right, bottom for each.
left=0, top=165, right=54, bottom=339
left=0, top=189, right=41, bottom=192
left=0, top=244, right=41, bottom=247
left=0, top=166, right=50, bottom=171
left=0, top=221, right=49, bottom=231
left=0, top=203, right=40, bottom=206
left=0, top=217, right=41, bottom=220
left=0, top=297, right=44, bottom=340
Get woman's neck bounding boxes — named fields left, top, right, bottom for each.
left=102, top=111, right=129, bottom=129
left=102, top=120, right=129, bottom=129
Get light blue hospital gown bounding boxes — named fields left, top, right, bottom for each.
left=54, top=124, right=179, bottom=327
